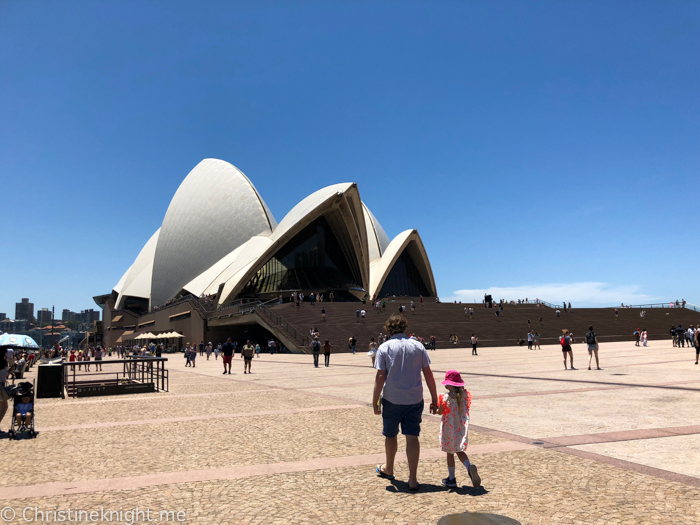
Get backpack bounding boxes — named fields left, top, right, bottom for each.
left=311, top=340, right=321, bottom=352
left=586, top=332, right=596, bottom=344
left=560, top=336, right=567, bottom=347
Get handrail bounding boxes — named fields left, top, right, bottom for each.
left=604, top=302, right=699, bottom=310
left=257, top=305, right=310, bottom=350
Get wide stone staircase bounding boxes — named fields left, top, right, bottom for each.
left=267, top=299, right=700, bottom=353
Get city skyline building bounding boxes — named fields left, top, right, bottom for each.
left=37, top=307, right=53, bottom=325
left=15, top=298, right=34, bottom=321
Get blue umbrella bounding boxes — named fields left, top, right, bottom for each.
left=0, top=333, right=39, bottom=349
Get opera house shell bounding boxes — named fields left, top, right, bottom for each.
left=99, top=158, right=436, bottom=351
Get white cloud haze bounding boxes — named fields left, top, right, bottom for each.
left=444, top=282, right=659, bottom=307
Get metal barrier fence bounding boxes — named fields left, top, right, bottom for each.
left=62, top=357, right=168, bottom=398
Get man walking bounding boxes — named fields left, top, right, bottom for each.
left=310, top=336, right=321, bottom=367
left=471, top=334, right=478, bottom=355
left=372, top=314, right=438, bottom=491
left=222, top=337, right=234, bottom=374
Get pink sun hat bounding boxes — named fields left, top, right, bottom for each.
left=442, top=370, right=465, bottom=387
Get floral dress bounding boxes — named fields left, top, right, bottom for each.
left=438, top=390, right=472, bottom=453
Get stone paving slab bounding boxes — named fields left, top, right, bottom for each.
left=37, top=389, right=350, bottom=427
left=571, top=433, right=700, bottom=478
left=477, top=385, right=700, bottom=438
left=0, top=408, right=440, bottom=487
left=2, top=449, right=698, bottom=524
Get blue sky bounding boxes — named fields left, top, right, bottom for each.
left=1, top=0, right=698, bottom=318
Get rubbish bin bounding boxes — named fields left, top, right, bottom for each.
left=37, top=364, right=63, bottom=398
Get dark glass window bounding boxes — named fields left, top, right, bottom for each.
left=239, top=216, right=364, bottom=299
left=123, top=297, right=149, bottom=316
left=378, top=249, right=430, bottom=297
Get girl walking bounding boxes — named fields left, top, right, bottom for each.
left=437, top=370, right=481, bottom=488
left=367, top=338, right=378, bottom=367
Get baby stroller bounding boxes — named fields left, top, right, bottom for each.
left=8, top=380, right=37, bottom=440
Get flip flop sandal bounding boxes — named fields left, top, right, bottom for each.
left=375, top=465, right=395, bottom=480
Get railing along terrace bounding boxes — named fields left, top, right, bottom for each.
left=150, top=294, right=207, bottom=317
left=607, top=302, right=699, bottom=311
left=62, top=357, right=169, bottom=398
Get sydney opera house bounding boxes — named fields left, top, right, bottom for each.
left=96, top=159, right=436, bottom=351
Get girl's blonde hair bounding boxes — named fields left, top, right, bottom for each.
left=449, top=385, right=465, bottom=412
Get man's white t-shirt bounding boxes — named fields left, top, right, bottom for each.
left=374, top=334, right=431, bottom=405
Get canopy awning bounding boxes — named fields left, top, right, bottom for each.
left=116, top=330, right=135, bottom=343
left=0, top=333, right=39, bottom=349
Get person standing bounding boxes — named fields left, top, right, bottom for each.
left=561, top=330, right=576, bottom=370
left=350, top=336, right=357, bottom=354
left=641, top=328, right=648, bottom=347
left=356, top=309, right=360, bottom=323
left=368, top=338, right=378, bottom=367
left=199, top=341, right=205, bottom=357
left=206, top=343, right=212, bottom=360
left=222, top=337, right=234, bottom=374
left=311, top=336, right=321, bottom=367
left=0, top=349, right=10, bottom=432
left=676, top=325, right=686, bottom=348
left=188, top=344, right=197, bottom=368
left=321, top=307, right=326, bottom=322
left=323, top=339, right=332, bottom=367
left=527, top=330, right=533, bottom=350
left=585, top=326, right=601, bottom=370
left=241, top=340, right=254, bottom=373
left=534, top=332, right=541, bottom=349
left=372, top=314, right=438, bottom=491
left=361, top=309, right=366, bottom=323
left=471, top=334, right=478, bottom=355
left=694, top=326, right=700, bottom=365
left=94, top=346, right=103, bottom=371
left=430, top=335, right=436, bottom=351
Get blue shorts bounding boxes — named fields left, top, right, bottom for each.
left=381, top=399, right=424, bottom=437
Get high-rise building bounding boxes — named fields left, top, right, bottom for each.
left=62, top=309, right=75, bottom=322
left=37, top=308, right=53, bottom=325
left=81, top=309, right=101, bottom=323
left=0, top=313, right=6, bottom=321
left=15, top=298, right=34, bottom=321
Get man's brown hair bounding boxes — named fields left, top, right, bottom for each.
left=384, top=314, right=408, bottom=336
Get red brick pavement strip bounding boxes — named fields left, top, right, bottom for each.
left=539, top=425, right=700, bottom=447
left=36, top=404, right=364, bottom=432
left=36, top=389, right=276, bottom=408
left=1, top=441, right=536, bottom=500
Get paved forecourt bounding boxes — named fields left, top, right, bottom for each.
left=1, top=339, right=699, bottom=524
